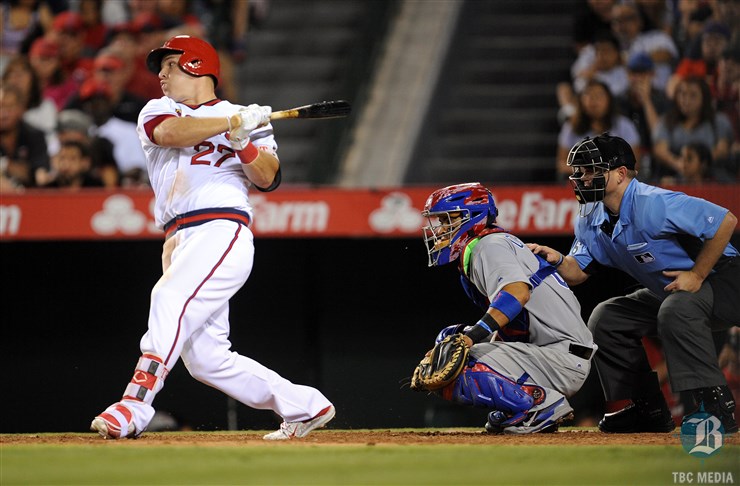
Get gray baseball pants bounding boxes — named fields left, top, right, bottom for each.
left=470, top=341, right=592, bottom=401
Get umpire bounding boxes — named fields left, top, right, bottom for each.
left=529, top=133, right=739, bottom=434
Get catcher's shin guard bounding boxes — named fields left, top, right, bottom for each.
left=442, top=362, right=546, bottom=425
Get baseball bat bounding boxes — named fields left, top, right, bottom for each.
left=269, top=100, right=351, bottom=121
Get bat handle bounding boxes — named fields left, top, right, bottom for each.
left=269, top=110, right=297, bottom=121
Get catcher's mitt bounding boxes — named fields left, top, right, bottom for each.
left=410, top=334, right=469, bottom=392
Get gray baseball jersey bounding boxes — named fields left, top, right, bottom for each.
left=466, top=232, right=595, bottom=398
left=467, top=232, right=593, bottom=350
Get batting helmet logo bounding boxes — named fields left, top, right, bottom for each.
left=146, top=35, right=221, bottom=87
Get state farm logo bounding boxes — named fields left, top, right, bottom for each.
left=250, top=194, right=329, bottom=233
left=494, top=191, right=581, bottom=232
left=91, top=195, right=157, bottom=235
left=369, top=192, right=423, bottom=233
left=0, top=204, right=21, bottom=235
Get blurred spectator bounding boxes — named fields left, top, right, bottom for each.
left=610, top=2, right=679, bottom=92
left=78, top=78, right=147, bottom=180
left=672, top=1, right=714, bottom=57
left=64, top=48, right=148, bottom=123
left=571, top=0, right=616, bottom=55
left=716, top=42, right=740, bottom=176
left=78, top=0, right=110, bottom=52
left=570, top=31, right=629, bottom=98
left=47, top=10, right=94, bottom=84
left=667, top=20, right=732, bottom=98
left=707, top=0, right=740, bottom=43
left=39, top=139, right=104, bottom=189
left=617, top=52, right=670, bottom=181
left=126, top=11, right=171, bottom=100
left=661, top=141, right=714, bottom=185
left=635, top=0, right=674, bottom=33
left=556, top=79, right=641, bottom=179
left=157, top=0, right=205, bottom=36
left=0, top=0, right=53, bottom=74
left=55, top=108, right=120, bottom=188
left=198, top=0, right=270, bottom=102
left=652, top=76, right=734, bottom=181
left=27, top=36, right=79, bottom=110
left=104, top=23, right=162, bottom=101
left=1, top=54, right=58, bottom=150
left=0, top=85, right=50, bottom=190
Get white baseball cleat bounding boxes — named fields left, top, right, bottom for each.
left=263, top=405, right=336, bottom=440
left=90, top=403, right=137, bottom=439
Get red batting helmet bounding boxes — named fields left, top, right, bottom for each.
left=146, top=35, right=220, bottom=87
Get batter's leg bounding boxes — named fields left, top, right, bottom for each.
left=181, top=303, right=332, bottom=423
left=92, top=222, right=253, bottom=438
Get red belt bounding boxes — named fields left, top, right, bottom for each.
left=164, top=208, right=250, bottom=239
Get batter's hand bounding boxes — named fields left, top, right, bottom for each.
left=663, top=270, right=703, bottom=293
left=526, top=243, right=563, bottom=266
left=230, top=104, right=271, bottom=150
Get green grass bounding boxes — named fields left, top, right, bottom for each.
left=2, top=436, right=738, bottom=486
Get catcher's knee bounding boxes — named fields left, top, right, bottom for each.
left=442, top=362, right=545, bottom=416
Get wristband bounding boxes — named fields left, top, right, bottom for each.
left=489, top=290, right=522, bottom=322
left=237, top=142, right=259, bottom=164
left=226, top=116, right=232, bottom=133
left=465, top=314, right=500, bottom=343
left=554, top=253, right=564, bottom=267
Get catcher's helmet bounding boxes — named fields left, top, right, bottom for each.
left=146, top=35, right=220, bottom=87
left=567, top=133, right=636, bottom=207
left=422, top=182, right=498, bottom=267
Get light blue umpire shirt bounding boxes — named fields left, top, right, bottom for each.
left=569, top=179, right=738, bottom=300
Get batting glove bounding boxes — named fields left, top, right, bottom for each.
left=229, top=104, right=271, bottom=151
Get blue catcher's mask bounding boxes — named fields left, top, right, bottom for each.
left=421, top=183, right=498, bottom=266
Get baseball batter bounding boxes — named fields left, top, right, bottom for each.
left=90, top=35, right=334, bottom=440
left=419, top=183, right=596, bottom=433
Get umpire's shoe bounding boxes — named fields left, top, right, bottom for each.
left=685, top=386, right=738, bottom=434
left=598, top=394, right=675, bottom=433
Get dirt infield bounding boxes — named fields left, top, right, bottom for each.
left=5, top=429, right=738, bottom=446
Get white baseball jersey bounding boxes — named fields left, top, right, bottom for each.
left=137, top=96, right=278, bottom=228
left=94, top=96, right=334, bottom=436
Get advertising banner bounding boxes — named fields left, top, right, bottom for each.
left=1, top=184, right=738, bottom=240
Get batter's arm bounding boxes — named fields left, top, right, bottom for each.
left=239, top=149, right=280, bottom=189
left=152, top=116, right=231, bottom=148
left=526, top=243, right=589, bottom=286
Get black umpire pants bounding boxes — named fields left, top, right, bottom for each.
left=588, top=282, right=735, bottom=400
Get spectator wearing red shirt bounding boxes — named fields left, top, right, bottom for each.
left=47, top=11, right=94, bottom=84
left=64, top=48, right=148, bottom=123
left=27, top=37, right=78, bottom=111
left=668, top=21, right=732, bottom=98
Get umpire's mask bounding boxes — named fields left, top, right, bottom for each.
left=567, top=133, right=636, bottom=216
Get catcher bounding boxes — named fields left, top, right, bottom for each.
left=410, top=183, right=596, bottom=433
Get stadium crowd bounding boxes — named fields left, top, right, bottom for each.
left=559, top=0, right=739, bottom=186
left=1, top=0, right=737, bottom=192
left=0, top=0, right=267, bottom=191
